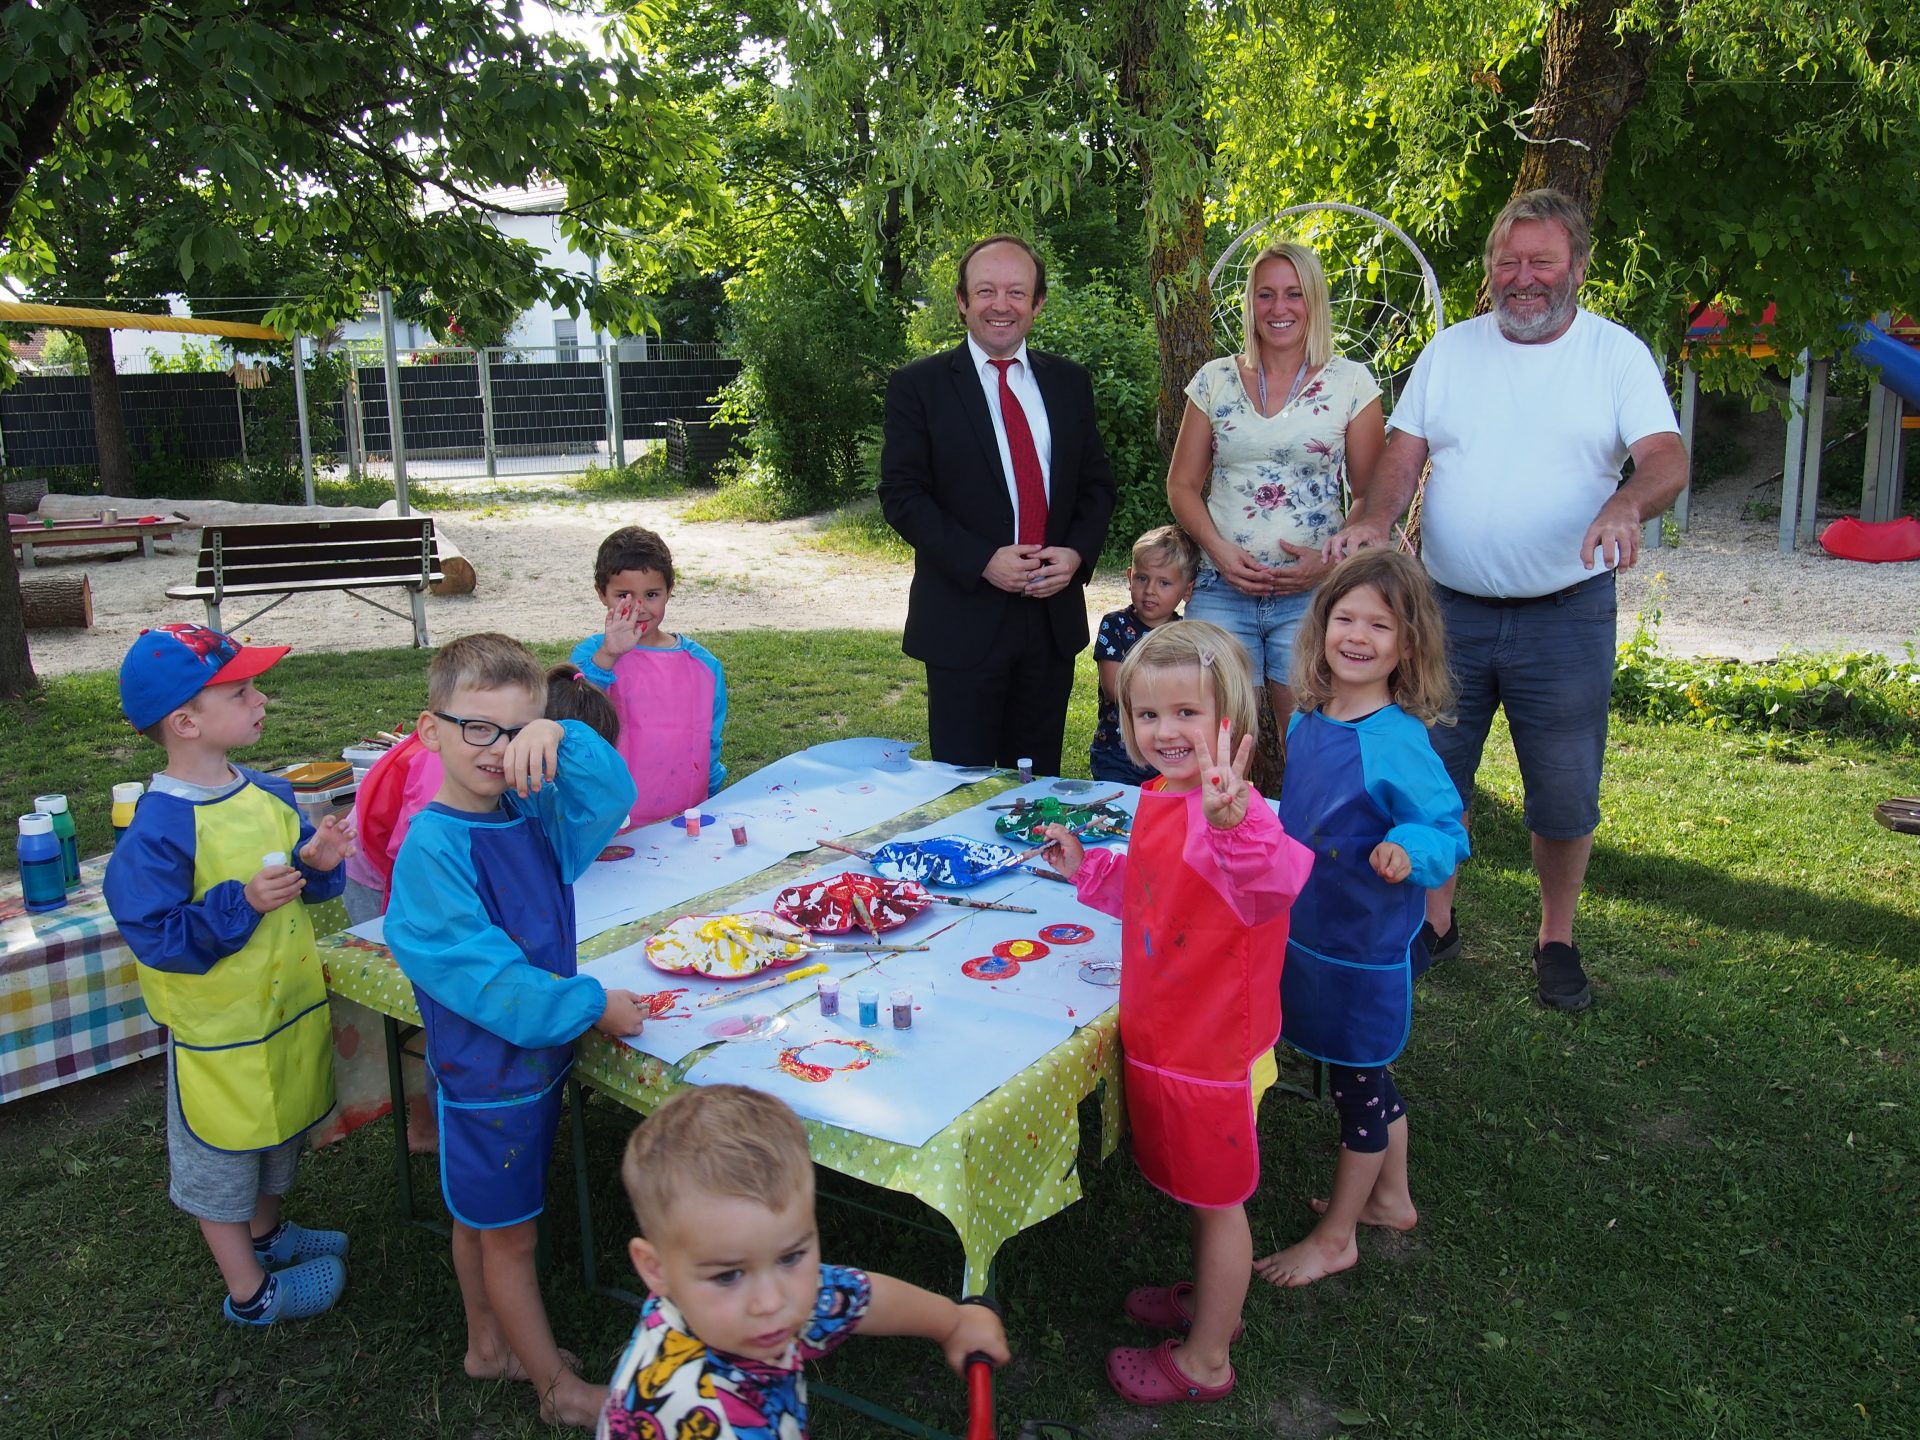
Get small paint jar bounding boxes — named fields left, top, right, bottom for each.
left=890, top=989, right=913, bottom=1029
left=18, top=812, right=68, bottom=913
left=1017, top=757, right=1034, bottom=783
left=730, top=816, right=749, bottom=847
left=683, top=807, right=701, bottom=839
left=261, top=851, right=289, bottom=869
left=34, top=793, right=79, bottom=887
left=111, top=781, right=144, bottom=847
left=817, top=978, right=840, bottom=1017
left=857, top=988, right=879, bottom=1027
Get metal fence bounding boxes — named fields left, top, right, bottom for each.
left=0, top=335, right=741, bottom=490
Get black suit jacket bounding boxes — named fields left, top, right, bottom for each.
left=878, top=343, right=1117, bottom=670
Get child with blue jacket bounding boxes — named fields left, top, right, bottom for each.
left=105, top=624, right=356, bottom=1327
left=385, top=632, right=650, bottom=1426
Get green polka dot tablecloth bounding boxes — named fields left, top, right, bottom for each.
left=319, top=780, right=1125, bottom=1293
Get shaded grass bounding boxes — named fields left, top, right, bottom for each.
left=3, top=635, right=1918, bottom=1437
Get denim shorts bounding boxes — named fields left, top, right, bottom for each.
left=1429, top=575, right=1616, bottom=840
left=1184, top=569, right=1314, bottom=687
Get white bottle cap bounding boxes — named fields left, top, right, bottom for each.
left=262, top=851, right=289, bottom=868
left=19, top=812, right=53, bottom=835
left=684, top=807, right=699, bottom=819
left=113, top=782, right=145, bottom=804
left=34, top=793, right=68, bottom=814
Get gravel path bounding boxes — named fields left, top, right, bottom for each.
left=18, top=476, right=1918, bottom=678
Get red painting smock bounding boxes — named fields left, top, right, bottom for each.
left=1072, top=780, right=1313, bottom=1207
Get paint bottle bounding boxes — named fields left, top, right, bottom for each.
left=817, top=978, right=840, bottom=1018
left=857, top=988, right=879, bottom=1027
left=890, top=989, right=913, bottom=1030
left=683, top=807, right=702, bottom=839
left=262, top=851, right=289, bottom=869
left=111, top=782, right=144, bottom=847
left=34, top=793, right=79, bottom=886
left=1017, top=757, right=1034, bottom=783
left=18, top=813, right=68, bottom=913
left=730, top=816, right=749, bottom=847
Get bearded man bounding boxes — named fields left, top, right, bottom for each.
left=1324, top=189, right=1688, bottom=1012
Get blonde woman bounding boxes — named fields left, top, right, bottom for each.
left=1166, top=240, right=1386, bottom=720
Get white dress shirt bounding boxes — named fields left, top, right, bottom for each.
left=966, top=335, right=1053, bottom=534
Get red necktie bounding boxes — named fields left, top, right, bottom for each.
left=989, top=358, right=1048, bottom=547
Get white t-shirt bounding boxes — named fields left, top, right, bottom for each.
left=1390, top=309, right=1679, bottom=598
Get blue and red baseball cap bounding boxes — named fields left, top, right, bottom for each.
left=119, top=623, right=290, bottom=730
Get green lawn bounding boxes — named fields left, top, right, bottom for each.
left=2, top=632, right=1916, bottom=1438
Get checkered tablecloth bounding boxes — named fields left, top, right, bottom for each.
left=1, top=853, right=348, bottom=1104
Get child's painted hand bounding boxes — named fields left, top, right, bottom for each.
left=299, top=813, right=358, bottom=871
left=244, top=862, right=306, bottom=914
left=602, top=596, right=647, bottom=659
left=939, top=1300, right=1011, bottom=1375
left=1039, top=822, right=1084, bottom=880
left=1369, top=840, right=1411, bottom=883
left=1199, top=717, right=1255, bottom=829
left=501, top=718, right=566, bottom=797
left=594, top=988, right=649, bottom=1037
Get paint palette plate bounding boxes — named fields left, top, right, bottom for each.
left=645, top=910, right=810, bottom=978
left=703, top=1012, right=789, bottom=1043
left=1077, top=960, right=1122, bottom=987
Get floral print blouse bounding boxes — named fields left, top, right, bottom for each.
left=1184, top=354, right=1382, bottom=573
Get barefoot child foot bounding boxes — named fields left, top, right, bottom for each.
left=465, top=1345, right=581, bottom=1383
left=1309, top=1192, right=1417, bottom=1231
left=1254, top=1230, right=1358, bottom=1288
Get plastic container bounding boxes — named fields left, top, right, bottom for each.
left=262, top=851, right=289, bottom=868
left=273, top=762, right=356, bottom=832
left=111, top=781, right=144, bottom=847
left=342, top=745, right=387, bottom=782
left=817, top=978, right=840, bottom=1017
left=857, top=988, right=880, bottom=1027
left=683, top=807, right=702, bottom=839
left=18, top=812, right=67, bottom=913
left=1017, top=757, right=1034, bottom=783
left=33, top=793, right=79, bottom=886
left=729, top=815, right=749, bottom=846
left=890, top=989, right=913, bottom=1029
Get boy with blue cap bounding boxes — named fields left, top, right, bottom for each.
left=104, top=623, right=357, bottom=1326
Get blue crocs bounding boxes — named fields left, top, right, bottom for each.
left=253, top=1220, right=350, bottom=1268
left=223, top=1254, right=347, bottom=1326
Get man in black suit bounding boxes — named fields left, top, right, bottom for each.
left=878, top=235, right=1117, bottom=773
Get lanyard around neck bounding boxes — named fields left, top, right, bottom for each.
left=1256, top=357, right=1310, bottom=414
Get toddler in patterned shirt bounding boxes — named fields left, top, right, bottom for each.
left=1089, top=525, right=1198, bottom=785
left=600, top=1085, right=1010, bottom=1440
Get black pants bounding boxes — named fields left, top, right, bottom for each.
left=923, top=600, right=1075, bottom=774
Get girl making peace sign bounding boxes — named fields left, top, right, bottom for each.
left=1042, top=620, right=1313, bottom=1408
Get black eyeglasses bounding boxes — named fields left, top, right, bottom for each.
left=432, top=711, right=529, bottom=747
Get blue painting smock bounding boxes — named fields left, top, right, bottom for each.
left=1278, top=706, right=1469, bottom=1068
left=385, top=720, right=636, bottom=1228
left=104, top=768, right=345, bottom=1152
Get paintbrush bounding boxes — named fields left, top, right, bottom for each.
left=918, top=893, right=1036, bottom=914
left=694, top=962, right=831, bottom=1009
left=819, top=839, right=875, bottom=860
left=972, top=839, right=1056, bottom=881
left=849, top=893, right=883, bottom=944
left=747, top=924, right=929, bottom=955
left=988, top=789, right=1124, bottom=811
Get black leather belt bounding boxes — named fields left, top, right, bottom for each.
left=1436, top=571, right=1614, bottom=608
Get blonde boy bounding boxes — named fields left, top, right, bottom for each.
left=104, top=623, right=357, bottom=1326
left=600, top=1086, right=1010, bottom=1440
left=1090, top=525, right=1199, bottom=784
left=385, top=633, right=649, bottom=1426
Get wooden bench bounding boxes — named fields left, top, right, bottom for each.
left=166, top=516, right=443, bottom=648
left=10, top=514, right=187, bottom=568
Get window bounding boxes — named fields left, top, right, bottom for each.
left=554, top=317, right=578, bottom=362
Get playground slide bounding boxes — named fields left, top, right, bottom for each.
left=1850, top=321, right=1920, bottom=407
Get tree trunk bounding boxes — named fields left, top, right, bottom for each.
left=1512, top=0, right=1658, bottom=214
left=0, top=540, right=37, bottom=698
left=20, top=572, right=94, bottom=628
left=1477, top=1, right=1660, bottom=314
left=80, top=329, right=138, bottom=497
left=1114, top=0, right=1214, bottom=460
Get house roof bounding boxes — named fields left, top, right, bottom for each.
left=423, top=180, right=570, bottom=216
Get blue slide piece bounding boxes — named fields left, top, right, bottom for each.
left=1851, top=322, right=1920, bottom=407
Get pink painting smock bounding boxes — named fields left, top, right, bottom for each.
left=343, top=733, right=444, bottom=909
left=610, top=642, right=719, bottom=830
left=1072, top=779, right=1313, bottom=1207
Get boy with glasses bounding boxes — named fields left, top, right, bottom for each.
left=386, top=633, right=651, bottom=1426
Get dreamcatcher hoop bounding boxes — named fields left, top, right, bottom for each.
left=1208, top=201, right=1446, bottom=407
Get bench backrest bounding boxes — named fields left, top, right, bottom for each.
left=187, top=517, right=441, bottom=593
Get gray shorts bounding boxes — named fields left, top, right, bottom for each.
left=166, top=1048, right=302, bottom=1223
